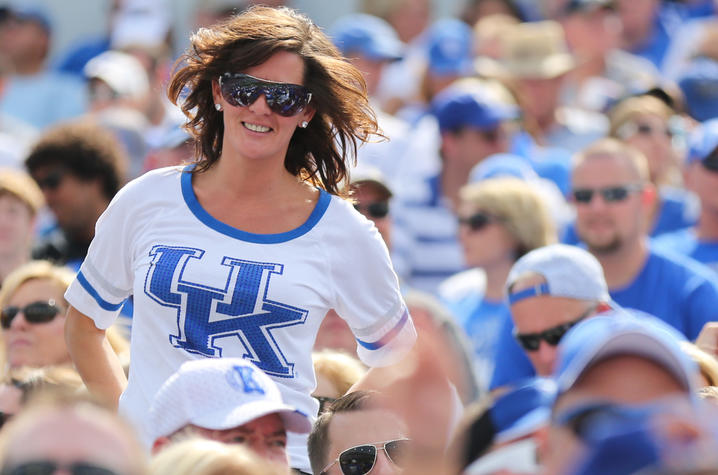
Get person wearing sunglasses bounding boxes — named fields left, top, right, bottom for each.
left=0, top=394, right=147, bottom=475
left=571, top=138, right=718, bottom=340
left=488, top=244, right=614, bottom=392
left=24, top=121, right=129, bottom=271
left=653, top=118, right=718, bottom=275
left=308, top=391, right=411, bottom=475
left=0, top=260, right=127, bottom=370
left=62, top=7, right=417, bottom=475
left=444, top=177, right=557, bottom=392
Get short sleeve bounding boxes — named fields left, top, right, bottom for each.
left=64, top=181, right=138, bottom=330
left=328, top=203, right=417, bottom=367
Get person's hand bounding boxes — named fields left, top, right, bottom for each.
left=696, top=322, right=718, bottom=357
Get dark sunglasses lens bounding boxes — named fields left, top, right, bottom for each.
left=702, top=157, right=718, bottom=172
left=339, top=445, right=376, bottom=475
left=265, top=85, right=307, bottom=117
left=572, top=189, right=593, bottom=203
left=0, top=307, right=18, bottom=329
left=367, top=202, right=389, bottom=219
left=37, top=171, right=63, bottom=190
left=542, top=325, right=568, bottom=346
left=70, top=462, right=119, bottom=475
left=23, top=302, right=60, bottom=324
left=385, top=439, right=410, bottom=467
left=468, top=213, right=491, bottom=231
left=516, top=334, right=540, bottom=352
left=601, top=187, right=629, bottom=202
left=4, top=461, right=55, bottom=475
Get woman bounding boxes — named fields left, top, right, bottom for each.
left=63, top=7, right=416, bottom=473
left=443, top=177, right=556, bottom=391
left=0, top=260, right=126, bottom=371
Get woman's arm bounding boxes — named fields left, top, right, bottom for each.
left=65, top=305, right=127, bottom=410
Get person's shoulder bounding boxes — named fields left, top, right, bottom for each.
left=649, top=243, right=718, bottom=284
left=111, top=165, right=185, bottom=206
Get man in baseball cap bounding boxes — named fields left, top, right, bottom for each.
left=490, top=244, right=614, bottom=389
left=149, top=357, right=311, bottom=469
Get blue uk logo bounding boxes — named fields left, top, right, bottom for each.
left=144, top=245, right=308, bottom=378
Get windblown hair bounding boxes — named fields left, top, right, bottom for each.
left=167, top=6, right=380, bottom=196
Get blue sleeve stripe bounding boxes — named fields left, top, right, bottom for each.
left=356, top=308, right=410, bottom=350
left=76, top=271, right=124, bottom=311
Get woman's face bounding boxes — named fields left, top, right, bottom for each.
left=458, top=205, right=519, bottom=269
left=2, top=278, right=70, bottom=368
left=622, top=113, right=674, bottom=184
left=213, top=50, right=315, bottom=166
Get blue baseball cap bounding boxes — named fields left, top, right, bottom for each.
left=678, top=57, right=718, bottom=123
left=491, top=378, right=557, bottom=444
left=330, top=13, right=404, bottom=62
left=553, top=312, right=697, bottom=396
left=425, top=18, right=474, bottom=76
left=686, top=118, right=718, bottom=165
left=432, top=84, right=518, bottom=132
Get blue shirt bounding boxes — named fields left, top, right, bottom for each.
left=653, top=228, right=718, bottom=275
left=490, top=246, right=718, bottom=389
left=444, top=294, right=511, bottom=392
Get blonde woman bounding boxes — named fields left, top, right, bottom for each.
left=443, top=177, right=556, bottom=391
left=0, top=261, right=128, bottom=372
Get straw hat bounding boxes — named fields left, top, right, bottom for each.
left=499, top=21, right=576, bottom=79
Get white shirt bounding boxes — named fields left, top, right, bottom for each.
left=65, top=165, right=417, bottom=471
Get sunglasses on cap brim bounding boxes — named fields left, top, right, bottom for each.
left=218, top=72, right=312, bottom=117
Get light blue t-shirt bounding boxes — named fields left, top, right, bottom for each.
left=490, top=246, right=718, bottom=390
left=444, top=294, right=511, bottom=392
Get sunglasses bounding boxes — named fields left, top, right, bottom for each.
left=320, top=438, right=411, bottom=475
left=353, top=201, right=389, bottom=219
left=1, top=300, right=63, bottom=330
left=513, top=305, right=596, bottom=352
left=218, top=72, right=312, bottom=117
left=571, top=184, right=643, bottom=204
left=34, top=170, right=65, bottom=191
left=457, top=212, right=499, bottom=232
left=1, top=461, right=119, bottom=475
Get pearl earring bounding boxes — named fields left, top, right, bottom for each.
left=215, top=103, right=222, bottom=111
left=300, top=121, right=308, bottom=128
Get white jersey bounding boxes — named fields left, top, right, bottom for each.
left=65, top=166, right=416, bottom=472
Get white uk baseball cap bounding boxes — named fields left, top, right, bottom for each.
left=148, top=358, right=312, bottom=442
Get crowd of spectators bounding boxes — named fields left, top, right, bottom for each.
left=2, top=0, right=718, bottom=474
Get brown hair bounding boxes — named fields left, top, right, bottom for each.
left=167, top=6, right=380, bottom=196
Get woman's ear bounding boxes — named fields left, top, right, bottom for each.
left=211, top=79, right=222, bottom=107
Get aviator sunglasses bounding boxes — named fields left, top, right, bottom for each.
left=513, top=305, right=597, bottom=352
left=571, top=184, right=643, bottom=204
left=218, top=72, right=312, bottom=117
left=1, top=300, right=63, bottom=329
left=0, top=461, right=119, bottom=475
left=320, top=438, right=411, bottom=475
